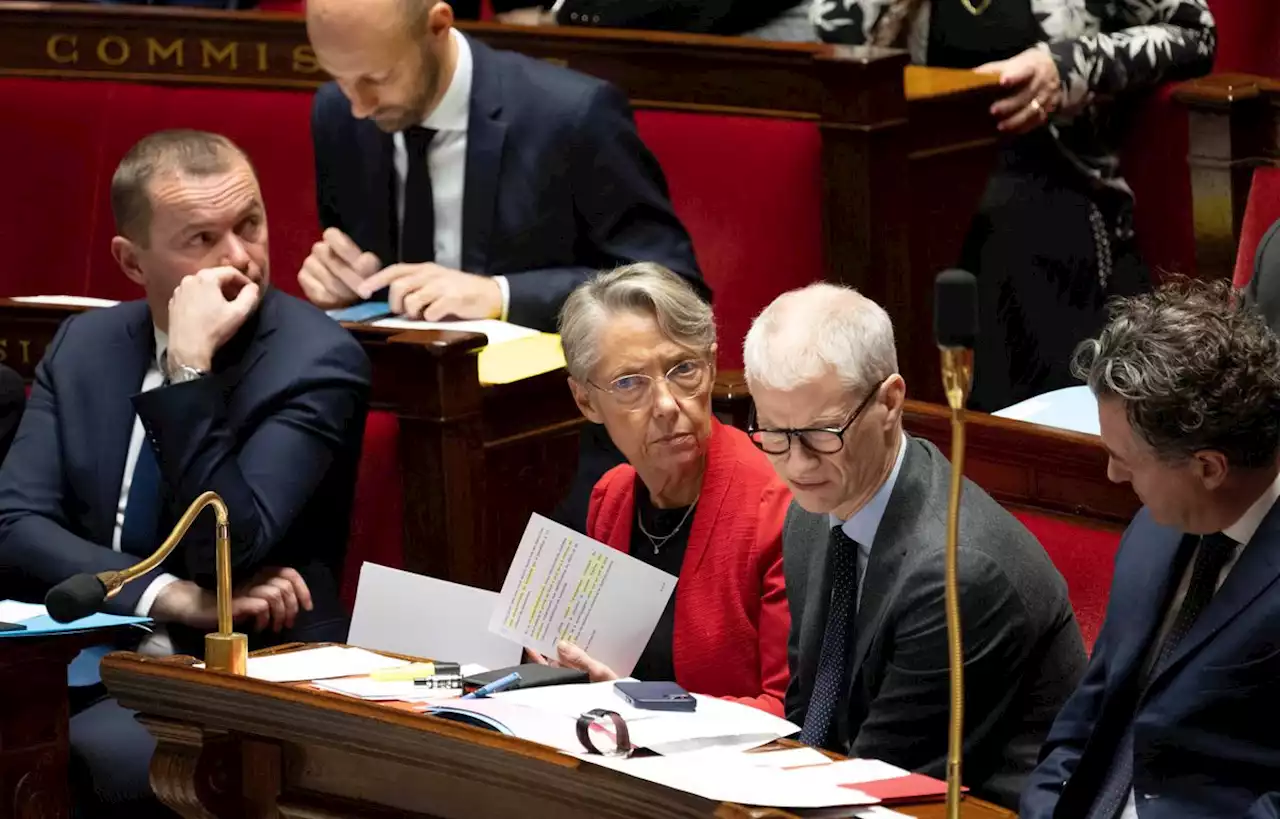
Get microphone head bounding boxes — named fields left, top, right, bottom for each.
left=934, top=269, right=979, bottom=348
left=45, top=574, right=108, bottom=623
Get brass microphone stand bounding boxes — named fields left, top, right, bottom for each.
left=94, top=490, right=247, bottom=675
left=940, top=347, right=973, bottom=819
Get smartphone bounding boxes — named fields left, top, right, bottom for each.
left=614, top=681, right=697, bottom=712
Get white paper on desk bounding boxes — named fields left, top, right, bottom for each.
left=494, top=680, right=799, bottom=754
left=369, top=317, right=539, bottom=346
left=11, top=295, right=120, bottom=308
left=0, top=600, right=48, bottom=623
left=348, top=562, right=522, bottom=670
left=313, top=670, right=484, bottom=702
left=489, top=514, right=676, bottom=676
left=238, top=646, right=408, bottom=682
left=578, top=751, right=880, bottom=808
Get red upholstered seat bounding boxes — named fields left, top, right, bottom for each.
left=341, top=410, right=405, bottom=609
left=1232, top=167, right=1280, bottom=288
left=1012, top=510, right=1121, bottom=653
left=1207, top=0, right=1280, bottom=78
left=635, top=111, right=825, bottom=369
left=0, top=77, right=317, bottom=301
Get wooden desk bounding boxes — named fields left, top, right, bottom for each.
left=0, top=627, right=136, bottom=819
left=99, top=649, right=1016, bottom=819
left=0, top=299, right=583, bottom=592
left=0, top=1, right=1001, bottom=404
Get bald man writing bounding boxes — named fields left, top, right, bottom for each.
left=301, top=0, right=705, bottom=330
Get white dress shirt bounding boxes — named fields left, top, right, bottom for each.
left=112, top=327, right=179, bottom=654
left=1117, top=470, right=1280, bottom=818
left=830, top=432, right=907, bottom=610
left=392, top=29, right=510, bottom=320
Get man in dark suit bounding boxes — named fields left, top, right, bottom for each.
left=1022, top=281, right=1280, bottom=819
left=1242, top=216, right=1280, bottom=334
left=299, top=0, right=703, bottom=331
left=0, top=364, right=22, bottom=466
left=0, top=129, right=370, bottom=816
left=743, top=284, right=1086, bottom=809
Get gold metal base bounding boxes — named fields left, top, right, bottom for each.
left=204, top=632, right=248, bottom=676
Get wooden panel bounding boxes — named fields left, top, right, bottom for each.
left=99, top=650, right=1016, bottom=819
left=0, top=300, right=583, bottom=592
left=1175, top=73, right=1280, bottom=278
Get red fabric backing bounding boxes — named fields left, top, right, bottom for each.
left=635, top=111, right=825, bottom=369
left=1233, top=167, right=1280, bottom=288
left=1207, top=0, right=1280, bottom=77
left=340, top=410, right=405, bottom=610
left=1012, top=510, right=1121, bottom=652
left=1123, top=85, right=1196, bottom=282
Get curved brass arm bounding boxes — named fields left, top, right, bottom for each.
left=97, top=490, right=246, bottom=674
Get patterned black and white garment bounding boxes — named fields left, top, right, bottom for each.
left=812, top=0, right=1216, bottom=410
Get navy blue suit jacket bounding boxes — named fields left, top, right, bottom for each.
left=1022, top=505, right=1280, bottom=819
left=0, top=290, right=370, bottom=647
left=311, top=34, right=704, bottom=332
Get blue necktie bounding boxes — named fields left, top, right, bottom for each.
left=119, top=431, right=163, bottom=558
left=1084, top=532, right=1238, bottom=819
left=799, top=526, right=860, bottom=750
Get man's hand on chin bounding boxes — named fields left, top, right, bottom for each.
left=357, top=263, right=503, bottom=321
left=166, top=266, right=261, bottom=372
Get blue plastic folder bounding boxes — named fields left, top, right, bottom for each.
left=327, top=301, right=393, bottom=323
left=1, top=611, right=152, bottom=637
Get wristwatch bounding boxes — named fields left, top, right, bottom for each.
left=167, top=364, right=209, bottom=385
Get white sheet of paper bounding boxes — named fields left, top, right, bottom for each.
left=489, top=514, right=676, bottom=676
left=577, top=751, right=879, bottom=808
left=0, top=600, right=48, bottom=622
left=348, top=563, right=521, bottom=670
left=494, top=680, right=799, bottom=754
left=782, top=758, right=910, bottom=787
left=741, top=747, right=833, bottom=769
left=11, top=295, right=120, bottom=308
left=239, top=646, right=408, bottom=683
left=369, top=318, right=539, bottom=346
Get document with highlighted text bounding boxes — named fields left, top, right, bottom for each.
left=488, top=514, right=676, bottom=676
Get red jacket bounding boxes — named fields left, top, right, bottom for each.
left=587, top=419, right=792, bottom=716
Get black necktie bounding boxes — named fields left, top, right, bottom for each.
left=799, top=526, right=860, bottom=750
left=119, top=432, right=163, bottom=558
left=400, top=126, right=437, bottom=264
left=1084, top=532, right=1238, bottom=819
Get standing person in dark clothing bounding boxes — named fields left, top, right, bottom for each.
left=813, top=0, right=1216, bottom=411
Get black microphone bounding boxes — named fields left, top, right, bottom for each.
left=45, top=573, right=109, bottom=623
left=934, top=268, right=979, bottom=350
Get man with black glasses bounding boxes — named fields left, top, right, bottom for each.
left=742, top=283, right=1086, bottom=809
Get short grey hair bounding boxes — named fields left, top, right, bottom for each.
left=743, top=283, right=898, bottom=393
left=558, top=263, right=715, bottom=383
left=1073, top=279, right=1280, bottom=468
left=111, top=129, right=251, bottom=246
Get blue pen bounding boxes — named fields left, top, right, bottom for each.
left=461, top=671, right=523, bottom=699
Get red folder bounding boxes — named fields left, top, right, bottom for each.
left=840, top=772, right=962, bottom=804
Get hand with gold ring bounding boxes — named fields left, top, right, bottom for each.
left=975, top=46, right=1063, bottom=134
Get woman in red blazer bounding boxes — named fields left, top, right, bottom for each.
left=541, top=263, right=791, bottom=716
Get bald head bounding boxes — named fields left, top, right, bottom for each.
left=308, top=0, right=456, bottom=132
left=744, top=283, right=899, bottom=393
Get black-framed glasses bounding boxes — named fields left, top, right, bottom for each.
left=747, top=381, right=883, bottom=455
left=588, top=358, right=711, bottom=412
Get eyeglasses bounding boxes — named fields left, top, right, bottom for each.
left=589, top=358, right=711, bottom=411
left=747, top=381, right=883, bottom=456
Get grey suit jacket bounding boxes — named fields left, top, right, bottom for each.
left=783, top=436, right=1086, bottom=808
left=1243, top=218, right=1280, bottom=335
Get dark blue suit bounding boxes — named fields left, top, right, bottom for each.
left=0, top=289, right=370, bottom=647
left=1022, top=505, right=1280, bottom=819
left=311, top=33, right=704, bottom=333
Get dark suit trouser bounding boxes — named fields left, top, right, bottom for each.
left=70, top=699, right=170, bottom=819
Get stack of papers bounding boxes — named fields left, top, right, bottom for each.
left=314, top=663, right=488, bottom=702
left=194, top=646, right=410, bottom=682
left=0, top=600, right=151, bottom=637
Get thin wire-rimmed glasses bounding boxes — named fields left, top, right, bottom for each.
left=588, top=358, right=711, bottom=412
left=747, top=380, right=883, bottom=455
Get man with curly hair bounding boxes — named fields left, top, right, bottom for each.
left=1023, top=280, right=1280, bottom=818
